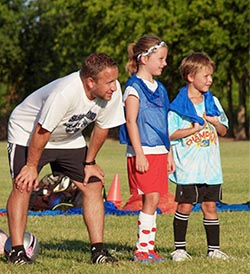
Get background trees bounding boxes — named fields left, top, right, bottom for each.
left=0, top=0, right=249, bottom=139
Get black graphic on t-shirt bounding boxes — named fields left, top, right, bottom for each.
left=63, top=111, right=97, bottom=133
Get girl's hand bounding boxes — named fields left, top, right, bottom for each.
left=135, top=154, right=149, bottom=173
left=168, top=149, right=176, bottom=174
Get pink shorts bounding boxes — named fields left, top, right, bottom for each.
left=127, top=154, right=168, bottom=195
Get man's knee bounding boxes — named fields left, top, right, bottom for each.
left=75, top=181, right=103, bottom=196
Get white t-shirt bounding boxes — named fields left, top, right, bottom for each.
left=123, top=78, right=168, bottom=156
left=8, top=71, right=125, bottom=148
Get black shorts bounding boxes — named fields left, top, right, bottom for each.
left=7, top=143, right=101, bottom=183
left=175, top=184, right=222, bottom=204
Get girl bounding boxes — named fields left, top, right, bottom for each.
left=120, top=35, right=175, bottom=263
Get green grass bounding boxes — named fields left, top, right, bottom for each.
left=0, top=139, right=249, bottom=274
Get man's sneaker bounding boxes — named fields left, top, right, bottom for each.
left=91, top=249, right=118, bottom=264
left=208, top=250, right=229, bottom=260
left=148, top=250, right=166, bottom=262
left=133, top=251, right=149, bottom=263
left=8, top=250, right=33, bottom=265
left=171, top=249, right=192, bottom=262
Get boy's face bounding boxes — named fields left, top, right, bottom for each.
left=188, top=65, right=214, bottom=92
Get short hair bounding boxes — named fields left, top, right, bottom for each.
left=81, top=53, right=118, bottom=80
left=180, top=52, right=215, bottom=82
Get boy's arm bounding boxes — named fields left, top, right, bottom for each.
left=204, top=115, right=227, bottom=136
left=170, top=122, right=204, bottom=140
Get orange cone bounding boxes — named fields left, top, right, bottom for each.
left=107, top=174, right=122, bottom=209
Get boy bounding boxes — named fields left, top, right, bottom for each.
left=168, top=52, right=229, bottom=261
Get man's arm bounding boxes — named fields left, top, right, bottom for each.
left=83, top=124, right=109, bottom=185
left=85, top=124, right=109, bottom=162
left=15, top=123, right=51, bottom=192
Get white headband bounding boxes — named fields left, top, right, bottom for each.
left=137, top=41, right=167, bottom=61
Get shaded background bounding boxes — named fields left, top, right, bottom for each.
left=0, top=0, right=249, bottom=140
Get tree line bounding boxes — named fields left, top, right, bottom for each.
left=0, top=0, right=249, bottom=140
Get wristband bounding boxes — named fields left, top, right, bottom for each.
left=84, top=160, right=96, bottom=166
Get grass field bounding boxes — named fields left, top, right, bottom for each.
left=0, top=139, right=249, bottom=274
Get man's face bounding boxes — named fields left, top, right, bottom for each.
left=90, top=67, right=119, bottom=101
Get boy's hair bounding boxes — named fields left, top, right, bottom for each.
left=81, top=53, right=117, bottom=80
left=126, top=34, right=167, bottom=75
left=180, top=52, right=215, bottom=82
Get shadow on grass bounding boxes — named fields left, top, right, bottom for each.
left=40, top=239, right=134, bottom=261
left=40, top=239, right=174, bottom=262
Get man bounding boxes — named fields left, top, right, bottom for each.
left=6, top=53, right=125, bottom=265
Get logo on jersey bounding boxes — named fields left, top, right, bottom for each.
left=185, top=121, right=218, bottom=147
left=63, top=111, right=96, bottom=133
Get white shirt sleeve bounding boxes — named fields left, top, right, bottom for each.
left=123, top=79, right=157, bottom=102
left=123, top=86, right=139, bottom=102
left=38, top=91, right=70, bottom=132
left=213, top=96, right=229, bottom=128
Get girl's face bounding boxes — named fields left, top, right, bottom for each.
left=145, top=46, right=168, bottom=76
left=188, top=65, right=214, bottom=92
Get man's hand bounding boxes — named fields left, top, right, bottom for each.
left=15, top=164, right=39, bottom=193
left=83, top=164, right=105, bottom=186
left=15, top=123, right=51, bottom=193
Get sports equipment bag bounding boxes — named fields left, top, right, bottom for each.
left=28, top=174, right=82, bottom=211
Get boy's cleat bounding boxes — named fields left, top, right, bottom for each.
left=8, top=250, right=33, bottom=265
left=208, top=250, right=229, bottom=260
left=148, top=250, right=166, bottom=262
left=133, top=251, right=149, bottom=263
left=171, top=249, right=192, bottom=262
left=91, top=249, right=118, bottom=264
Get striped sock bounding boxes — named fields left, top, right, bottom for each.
left=173, top=211, right=189, bottom=250
left=203, top=218, right=220, bottom=253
